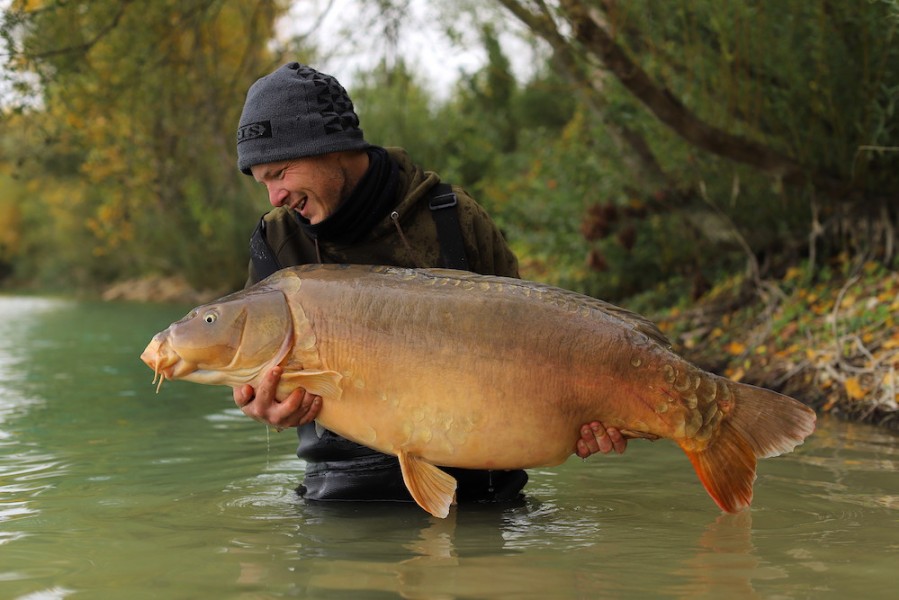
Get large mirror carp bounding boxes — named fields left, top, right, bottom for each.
left=141, top=265, right=815, bottom=518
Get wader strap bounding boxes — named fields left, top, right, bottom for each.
left=249, top=216, right=282, bottom=281
left=428, top=183, right=470, bottom=271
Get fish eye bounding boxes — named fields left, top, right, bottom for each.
left=203, top=312, right=217, bottom=324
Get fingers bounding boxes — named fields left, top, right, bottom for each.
left=255, top=365, right=282, bottom=403
left=575, top=422, right=628, bottom=458
left=281, top=387, right=323, bottom=427
left=576, top=424, right=600, bottom=458
left=233, top=367, right=323, bottom=429
left=606, top=426, right=627, bottom=454
left=233, top=384, right=255, bottom=408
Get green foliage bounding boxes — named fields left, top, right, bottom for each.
left=609, top=0, right=899, bottom=188
left=510, top=0, right=899, bottom=300
left=1, top=0, right=287, bottom=292
left=350, top=60, right=444, bottom=171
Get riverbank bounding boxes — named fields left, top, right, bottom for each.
left=654, top=260, right=899, bottom=431
left=100, top=274, right=227, bottom=305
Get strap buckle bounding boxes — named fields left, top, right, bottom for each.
left=429, top=192, right=458, bottom=211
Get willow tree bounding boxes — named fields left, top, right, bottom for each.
left=495, top=0, right=899, bottom=289
left=1, top=0, right=290, bottom=290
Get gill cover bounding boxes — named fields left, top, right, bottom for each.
left=167, top=286, right=292, bottom=375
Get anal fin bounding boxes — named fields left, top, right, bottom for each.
left=397, top=451, right=457, bottom=518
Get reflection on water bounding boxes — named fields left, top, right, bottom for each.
left=0, top=295, right=897, bottom=599
left=0, top=298, right=73, bottom=552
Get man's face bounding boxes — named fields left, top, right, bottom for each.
left=250, top=153, right=357, bottom=225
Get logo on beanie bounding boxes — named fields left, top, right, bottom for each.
left=237, top=120, right=272, bottom=144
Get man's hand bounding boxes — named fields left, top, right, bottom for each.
left=575, top=421, right=627, bottom=458
left=232, top=366, right=322, bottom=429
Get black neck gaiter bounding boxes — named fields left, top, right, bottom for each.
left=299, top=146, right=399, bottom=244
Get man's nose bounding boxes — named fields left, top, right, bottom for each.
left=267, top=185, right=288, bottom=207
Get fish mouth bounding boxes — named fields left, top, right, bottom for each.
left=140, top=336, right=197, bottom=392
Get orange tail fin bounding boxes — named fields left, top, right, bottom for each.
left=679, top=380, right=816, bottom=513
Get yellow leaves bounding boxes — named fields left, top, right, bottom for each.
left=86, top=194, right=134, bottom=255
left=20, top=0, right=51, bottom=12
left=844, top=376, right=867, bottom=401
left=784, top=266, right=805, bottom=281
left=65, top=112, right=86, bottom=130
left=0, top=177, right=25, bottom=253
left=84, top=139, right=128, bottom=184
left=724, top=341, right=768, bottom=357
left=726, top=341, right=746, bottom=355
left=726, top=366, right=745, bottom=383
left=0, top=202, right=22, bottom=253
left=783, top=343, right=802, bottom=356
left=881, top=370, right=896, bottom=391
left=839, top=293, right=857, bottom=310
left=810, top=298, right=831, bottom=315
left=862, top=260, right=882, bottom=275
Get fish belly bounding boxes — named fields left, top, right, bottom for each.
left=288, top=268, right=662, bottom=470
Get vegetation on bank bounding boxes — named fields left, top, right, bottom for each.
left=653, top=258, right=899, bottom=430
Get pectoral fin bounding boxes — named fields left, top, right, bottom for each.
left=279, top=369, right=343, bottom=400
left=397, top=451, right=457, bottom=518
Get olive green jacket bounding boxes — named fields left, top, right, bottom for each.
left=246, top=147, right=519, bottom=284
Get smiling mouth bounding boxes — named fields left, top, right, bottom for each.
left=292, top=197, right=308, bottom=214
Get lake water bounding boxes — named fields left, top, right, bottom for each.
left=0, top=295, right=896, bottom=599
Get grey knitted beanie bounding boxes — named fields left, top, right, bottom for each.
left=236, top=63, right=369, bottom=174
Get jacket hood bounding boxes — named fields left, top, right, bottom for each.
left=364, top=147, right=441, bottom=237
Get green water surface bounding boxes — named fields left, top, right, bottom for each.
left=0, top=295, right=896, bottom=599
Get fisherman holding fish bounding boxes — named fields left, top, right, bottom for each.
left=229, top=63, right=627, bottom=505
left=143, top=63, right=814, bottom=516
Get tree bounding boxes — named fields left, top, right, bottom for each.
left=495, top=0, right=899, bottom=284
left=349, top=59, right=443, bottom=170
left=1, top=0, right=290, bottom=290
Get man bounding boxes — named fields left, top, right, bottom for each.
left=231, top=62, right=626, bottom=504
